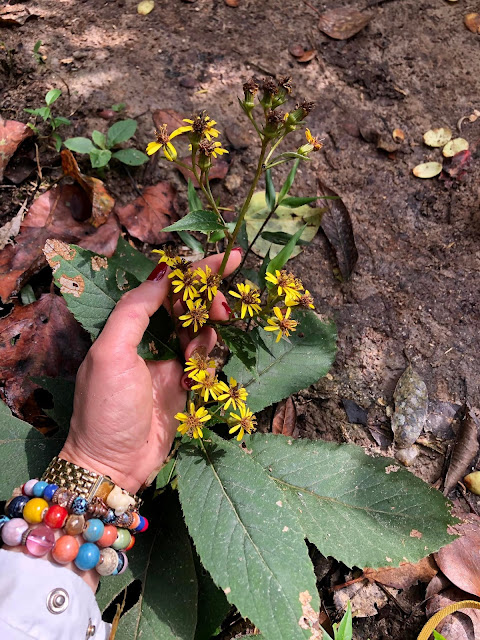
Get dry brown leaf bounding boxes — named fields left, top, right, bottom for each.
left=115, top=182, right=178, bottom=244
left=0, top=294, right=91, bottom=422
left=318, top=7, right=373, bottom=40
left=392, top=128, right=405, bottom=143
left=289, top=43, right=305, bottom=58
left=444, top=406, right=479, bottom=494
left=334, top=580, right=393, bottom=618
left=465, top=13, right=480, bottom=34
left=0, top=185, right=120, bottom=302
left=297, top=49, right=317, bottom=63
left=426, top=587, right=480, bottom=639
left=152, top=109, right=186, bottom=135
left=435, top=514, right=480, bottom=597
left=272, top=397, right=298, bottom=437
left=224, top=0, right=239, bottom=6
left=439, top=150, right=472, bottom=185
left=392, top=365, right=428, bottom=467
left=61, top=150, right=115, bottom=227
left=0, top=4, right=38, bottom=26
left=176, top=155, right=229, bottom=187
left=363, top=556, right=438, bottom=590
left=0, top=119, right=33, bottom=182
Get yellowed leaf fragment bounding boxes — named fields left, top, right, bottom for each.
left=137, top=0, right=154, bottom=15
left=442, top=138, right=469, bottom=157
left=423, top=127, right=452, bottom=147
left=413, top=162, right=442, bottom=178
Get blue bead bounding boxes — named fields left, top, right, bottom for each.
left=7, top=496, right=29, bottom=519
left=42, top=484, right=59, bottom=502
left=32, top=481, right=48, bottom=498
left=112, top=550, right=125, bottom=575
left=83, top=518, right=104, bottom=543
left=72, top=497, right=88, bottom=515
left=74, top=543, right=100, bottom=571
left=103, top=509, right=116, bottom=524
left=135, top=516, right=146, bottom=532
left=0, top=515, right=10, bottom=532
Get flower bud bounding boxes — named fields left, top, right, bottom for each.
left=242, top=78, right=259, bottom=112
left=271, top=76, right=292, bottom=109
left=263, top=110, right=286, bottom=138
left=286, top=99, right=316, bottom=126
left=259, top=77, right=278, bottom=110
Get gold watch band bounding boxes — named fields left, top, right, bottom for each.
left=41, top=456, right=141, bottom=508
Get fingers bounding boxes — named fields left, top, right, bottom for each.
left=98, top=264, right=170, bottom=352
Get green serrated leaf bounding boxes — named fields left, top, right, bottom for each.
left=156, top=458, right=176, bottom=490
left=162, top=211, right=225, bottom=234
left=64, top=137, right=96, bottom=154
left=99, top=493, right=198, bottom=640
left=92, top=130, right=107, bottom=149
left=266, top=225, right=306, bottom=277
left=265, top=169, right=276, bottom=210
left=112, top=148, right=149, bottom=166
left=245, top=433, right=458, bottom=568
left=224, top=310, right=336, bottom=413
left=90, top=148, right=112, bottom=168
left=216, top=325, right=257, bottom=373
left=45, top=89, right=62, bottom=106
left=194, top=552, right=230, bottom=640
left=0, top=400, right=62, bottom=499
left=107, top=119, right=137, bottom=147
left=177, top=431, right=319, bottom=640
left=188, top=179, right=203, bottom=213
left=47, top=243, right=175, bottom=360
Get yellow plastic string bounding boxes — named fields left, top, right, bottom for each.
left=417, top=599, right=480, bottom=640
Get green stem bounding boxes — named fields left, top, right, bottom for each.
left=236, top=202, right=279, bottom=275
left=263, top=135, right=285, bottom=166
left=217, top=139, right=269, bottom=278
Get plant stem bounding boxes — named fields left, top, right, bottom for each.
left=263, top=135, right=285, bottom=166
left=217, top=139, right=268, bottom=278
left=236, top=203, right=278, bottom=275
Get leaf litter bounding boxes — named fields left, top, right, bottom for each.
left=443, top=405, right=479, bottom=494
left=318, top=7, right=373, bottom=40
left=0, top=119, right=33, bottom=182
left=272, top=397, right=298, bottom=437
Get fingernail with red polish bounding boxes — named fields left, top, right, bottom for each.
left=182, top=374, right=194, bottom=389
left=232, top=247, right=243, bottom=256
left=147, top=262, right=168, bottom=282
left=222, top=301, right=232, bottom=316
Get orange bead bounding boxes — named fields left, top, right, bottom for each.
left=125, top=535, right=135, bottom=552
left=52, top=535, right=80, bottom=565
left=131, top=512, right=141, bottom=529
left=97, top=525, right=117, bottom=548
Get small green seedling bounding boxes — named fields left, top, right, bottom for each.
left=111, top=102, right=126, bottom=112
left=24, top=89, right=71, bottom=151
left=64, top=119, right=149, bottom=169
left=33, top=40, right=45, bottom=65
left=327, top=601, right=353, bottom=640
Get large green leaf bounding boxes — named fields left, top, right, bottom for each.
left=244, top=191, right=323, bottom=259
left=0, top=400, right=62, bottom=498
left=216, top=325, right=257, bottom=374
left=245, top=433, right=458, bottom=568
left=224, top=310, right=337, bottom=413
left=45, top=242, right=175, bottom=360
left=110, top=236, right=155, bottom=281
left=113, top=149, right=149, bottom=166
left=34, top=377, right=75, bottom=434
left=162, top=211, right=226, bottom=234
left=177, top=431, right=320, bottom=640
left=194, top=552, right=230, bottom=640
left=98, top=493, right=198, bottom=640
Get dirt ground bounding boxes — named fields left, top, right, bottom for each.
left=2, top=0, right=480, bottom=638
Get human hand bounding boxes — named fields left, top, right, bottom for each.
left=59, top=249, right=242, bottom=494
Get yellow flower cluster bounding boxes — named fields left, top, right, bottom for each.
left=175, top=350, right=256, bottom=442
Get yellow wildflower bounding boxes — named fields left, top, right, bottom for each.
left=217, top=377, right=248, bottom=411
left=229, top=405, right=257, bottom=441
left=175, top=402, right=211, bottom=439
left=194, top=265, right=220, bottom=301
left=182, top=112, right=220, bottom=140
left=169, top=269, right=199, bottom=301
left=305, top=128, right=323, bottom=152
left=229, top=282, right=262, bottom=319
left=179, top=299, right=209, bottom=332
left=265, top=269, right=302, bottom=300
left=286, top=289, right=315, bottom=310
left=184, top=350, right=215, bottom=379
left=191, top=371, right=225, bottom=402
left=146, top=124, right=184, bottom=160
left=151, top=247, right=180, bottom=267
left=264, top=306, right=298, bottom=342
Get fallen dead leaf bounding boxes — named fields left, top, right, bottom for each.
left=289, top=43, right=305, bottom=58
left=0, top=119, right=33, bottom=182
left=443, top=138, right=469, bottom=157
left=334, top=580, right=393, bottom=618
left=439, top=149, right=472, bottom=185
left=426, top=587, right=480, bottom=639
left=363, top=556, right=438, bottom=590
left=224, top=0, right=239, bottom=6
left=423, top=127, right=452, bottom=148
left=115, top=182, right=178, bottom=244
left=318, top=7, right=373, bottom=40
left=176, top=155, right=229, bottom=187
left=0, top=4, right=38, bottom=26
left=413, top=161, right=443, bottom=179
left=318, top=180, right=358, bottom=280
left=152, top=109, right=186, bottom=135
left=465, top=13, right=480, bottom=34
left=392, top=128, right=405, bottom=143
left=137, top=0, right=154, bottom=14
left=444, top=406, right=479, bottom=494
left=342, top=398, right=368, bottom=427
left=272, top=397, right=298, bottom=437
left=435, top=514, right=480, bottom=597
left=0, top=199, right=27, bottom=251
left=296, top=49, right=317, bottom=63
left=0, top=293, right=91, bottom=422
left=61, top=150, right=115, bottom=227
left=0, top=184, right=120, bottom=302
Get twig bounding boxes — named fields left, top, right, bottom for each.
left=374, top=581, right=410, bottom=615
left=458, top=481, right=480, bottom=517
left=300, top=0, right=321, bottom=15
left=34, top=142, right=43, bottom=180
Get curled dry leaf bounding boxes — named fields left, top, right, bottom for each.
left=426, top=587, right=480, bottom=640
left=0, top=294, right=90, bottom=422
left=318, top=7, right=373, bottom=40
left=465, top=13, right=480, bottom=34
left=115, top=182, right=178, bottom=244
left=61, top=150, right=115, bottom=227
left=297, top=49, right=317, bottom=63
left=0, top=185, right=120, bottom=302
left=435, top=514, right=480, bottom=597
left=444, top=406, right=479, bottom=494
left=439, top=149, right=472, bottom=184
left=272, top=397, right=298, bottom=437
left=152, top=108, right=186, bottom=134
left=423, top=127, right=452, bottom=148
left=392, top=128, right=405, bottom=143
left=391, top=365, right=428, bottom=466
left=137, top=0, right=154, bottom=14
left=0, top=4, right=38, bottom=26
left=318, top=180, right=358, bottom=280
left=413, top=162, right=443, bottom=179
left=443, top=138, right=469, bottom=157
left=363, top=555, right=438, bottom=590
left=176, top=155, right=229, bottom=187
left=0, top=119, right=33, bottom=183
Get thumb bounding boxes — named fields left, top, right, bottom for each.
left=98, top=262, right=170, bottom=351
